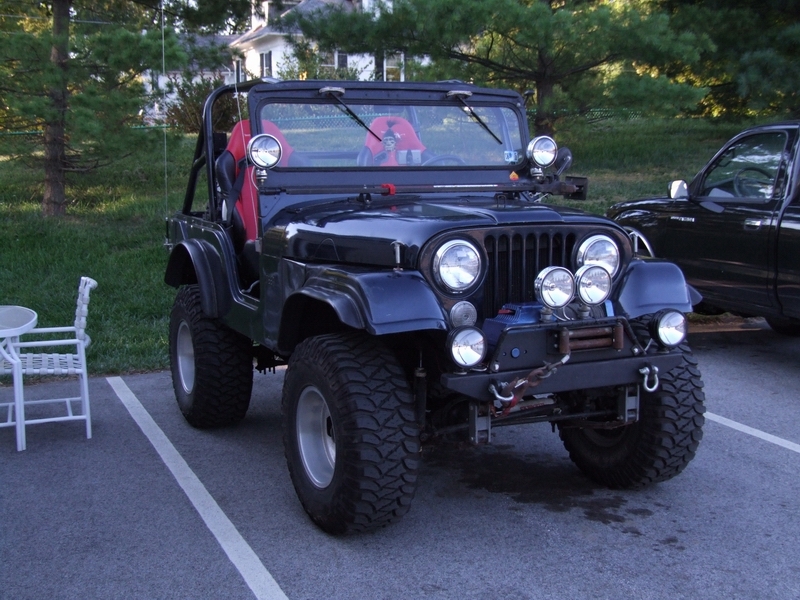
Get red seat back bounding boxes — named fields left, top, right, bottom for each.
left=222, top=120, right=295, bottom=241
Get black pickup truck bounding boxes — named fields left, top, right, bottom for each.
left=164, top=78, right=705, bottom=534
left=608, top=121, right=800, bottom=335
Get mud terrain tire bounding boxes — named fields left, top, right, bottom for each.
left=559, top=344, right=705, bottom=488
left=282, top=332, right=420, bottom=534
left=169, top=285, right=253, bottom=428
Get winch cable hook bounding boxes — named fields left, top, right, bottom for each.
left=491, top=354, right=570, bottom=416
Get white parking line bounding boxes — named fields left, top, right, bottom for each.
left=106, top=377, right=289, bottom=600
left=706, top=411, right=800, bottom=454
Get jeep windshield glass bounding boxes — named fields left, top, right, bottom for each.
left=258, top=101, right=524, bottom=169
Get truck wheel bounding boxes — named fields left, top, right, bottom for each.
left=558, top=344, right=705, bottom=488
left=282, top=333, right=420, bottom=534
left=169, top=285, right=253, bottom=428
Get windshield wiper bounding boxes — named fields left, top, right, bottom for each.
left=447, top=89, right=503, bottom=145
left=320, top=86, right=382, bottom=142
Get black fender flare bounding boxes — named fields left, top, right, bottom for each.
left=283, top=267, right=448, bottom=338
left=164, top=239, right=231, bottom=318
left=614, top=259, right=699, bottom=319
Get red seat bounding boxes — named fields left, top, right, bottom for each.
left=217, top=120, right=295, bottom=241
left=359, top=116, right=427, bottom=166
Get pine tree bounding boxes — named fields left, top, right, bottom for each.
left=283, top=0, right=710, bottom=134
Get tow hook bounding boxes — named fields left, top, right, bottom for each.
left=639, top=364, right=659, bottom=392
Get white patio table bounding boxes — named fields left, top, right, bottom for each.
left=0, top=306, right=38, bottom=451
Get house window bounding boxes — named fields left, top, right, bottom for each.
left=260, top=52, right=272, bottom=78
left=320, top=50, right=348, bottom=72
left=234, top=59, right=243, bottom=83
left=384, top=53, right=404, bottom=82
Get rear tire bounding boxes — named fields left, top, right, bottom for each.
left=282, top=332, right=420, bottom=534
left=559, top=344, right=705, bottom=488
left=169, top=285, right=253, bottom=428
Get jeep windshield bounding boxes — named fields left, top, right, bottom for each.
left=255, top=89, right=524, bottom=170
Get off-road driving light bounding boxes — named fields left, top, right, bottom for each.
left=247, top=134, right=282, bottom=169
left=434, top=240, right=482, bottom=293
left=448, top=326, right=487, bottom=368
left=450, top=301, right=478, bottom=327
left=576, top=234, right=620, bottom=277
left=526, top=136, right=558, bottom=168
left=534, top=266, right=575, bottom=309
left=575, top=265, right=612, bottom=305
left=651, top=310, right=687, bottom=348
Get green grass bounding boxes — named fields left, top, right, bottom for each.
left=0, top=116, right=757, bottom=374
left=0, top=133, right=193, bottom=375
left=556, top=116, right=752, bottom=213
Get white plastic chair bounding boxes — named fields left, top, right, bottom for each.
left=0, top=277, right=97, bottom=450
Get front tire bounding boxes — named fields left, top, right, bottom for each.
left=559, top=344, right=705, bottom=488
left=282, top=333, right=420, bottom=534
left=169, top=285, right=253, bottom=428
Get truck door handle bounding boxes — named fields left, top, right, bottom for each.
left=744, top=218, right=763, bottom=230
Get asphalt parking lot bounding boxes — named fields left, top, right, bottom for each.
left=2, top=320, right=799, bottom=600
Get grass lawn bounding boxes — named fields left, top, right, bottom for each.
left=0, top=116, right=752, bottom=374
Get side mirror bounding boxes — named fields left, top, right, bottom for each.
left=554, top=147, right=573, bottom=177
left=668, top=180, right=689, bottom=200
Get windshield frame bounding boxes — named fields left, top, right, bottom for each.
left=248, top=80, right=528, bottom=175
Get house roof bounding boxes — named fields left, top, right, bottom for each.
left=232, top=0, right=355, bottom=48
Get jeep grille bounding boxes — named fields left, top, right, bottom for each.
left=483, top=230, right=577, bottom=316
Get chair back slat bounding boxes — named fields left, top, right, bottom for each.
left=74, top=277, right=98, bottom=343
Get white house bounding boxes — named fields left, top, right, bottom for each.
left=229, top=0, right=405, bottom=82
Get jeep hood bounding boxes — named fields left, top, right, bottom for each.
left=274, top=196, right=609, bottom=268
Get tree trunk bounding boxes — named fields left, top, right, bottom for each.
left=533, top=77, right=555, bottom=136
left=42, top=0, right=71, bottom=217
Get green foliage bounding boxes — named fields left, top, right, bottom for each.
left=164, top=74, right=242, bottom=134
left=283, top=0, right=709, bottom=133
left=655, top=0, right=800, bottom=117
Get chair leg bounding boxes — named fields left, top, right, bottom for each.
left=13, top=360, right=26, bottom=452
left=81, top=371, right=91, bottom=439
left=79, top=343, right=91, bottom=439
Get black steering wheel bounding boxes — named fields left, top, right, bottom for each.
left=422, top=155, right=467, bottom=166
left=733, top=167, right=773, bottom=197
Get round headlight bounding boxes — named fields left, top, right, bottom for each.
left=434, top=240, right=482, bottom=293
left=526, top=136, right=558, bottom=168
left=247, top=134, right=282, bottom=169
left=448, top=326, right=487, bottom=368
left=534, top=266, right=575, bottom=309
left=651, top=310, right=687, bottom=348
left=575, top=265, right=612, bottom=305
left=576, top=234, right=620, bottom=277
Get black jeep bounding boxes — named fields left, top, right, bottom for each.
left=164, top=79, right=705, bottom=534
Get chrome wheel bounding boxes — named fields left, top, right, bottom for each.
left=296, top=385, right=336, bottom=488
left=176, top=320, right=195, bottom=395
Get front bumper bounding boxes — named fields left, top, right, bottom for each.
left=440, top=316, right=683, bottom=402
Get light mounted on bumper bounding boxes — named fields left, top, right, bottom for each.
left=534, top=266, right=575, bottom=309
left=448, top=326, right=487, bottom=368
left=575, top=265, right=612, bottom=306
left=650, top=310, right=687, bottom=348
